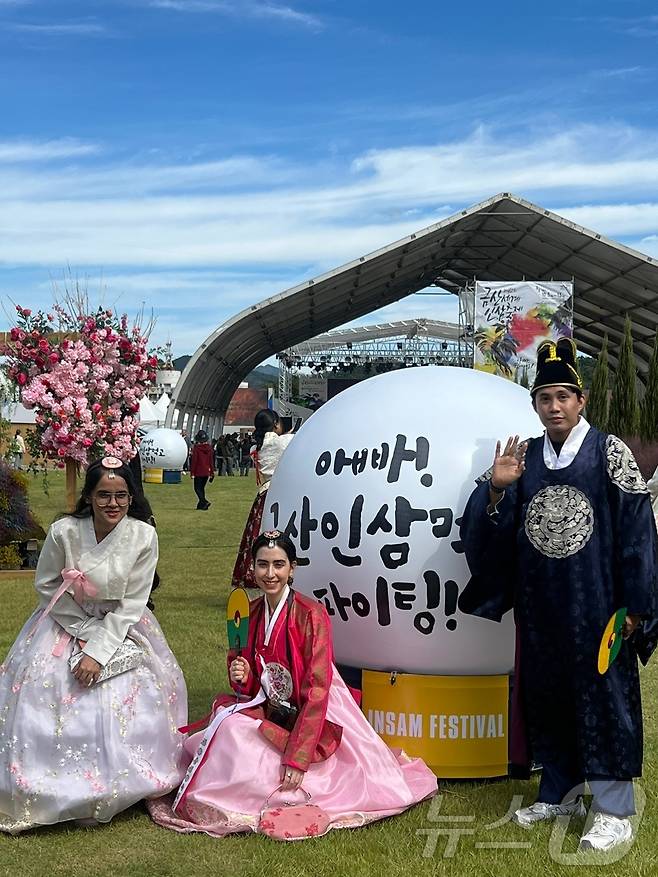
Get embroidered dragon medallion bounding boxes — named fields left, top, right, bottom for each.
left=524, top=485, right=594, bottom=558
left=605, top=435, right=648, bottom=495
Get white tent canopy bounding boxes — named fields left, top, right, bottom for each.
left=167, top=192, right=658, bottom=439
left=138, top=396, right=163, bottom=427
left=1, top=402, right=36, bottom=425
left=153, top=393, right=170, bottom=419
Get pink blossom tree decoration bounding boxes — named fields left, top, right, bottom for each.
left=3, top=302, right=157, bottom=505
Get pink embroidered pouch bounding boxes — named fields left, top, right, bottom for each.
left=258, top=787, right=330, bottom=841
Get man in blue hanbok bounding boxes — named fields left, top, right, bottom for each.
left=459, top=337, right=658, bottom=852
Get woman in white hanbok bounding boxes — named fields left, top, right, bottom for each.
left=0, top=457, right=187, bottom=834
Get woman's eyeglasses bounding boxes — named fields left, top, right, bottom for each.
left=95, top=491, right=131, bottom=507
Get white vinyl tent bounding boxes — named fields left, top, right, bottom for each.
left=166, top=192, right=658, bottom=439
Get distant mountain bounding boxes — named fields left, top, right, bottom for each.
left=172, top=357, right=278, bottom=388
left=246, top=365, right=279, bottom=390
left=253, top=364, right=279, bottom=377
left=172, top=355, right=191, bottom=371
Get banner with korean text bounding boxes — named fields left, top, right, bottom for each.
left=473, top=281, right=573, bottom=385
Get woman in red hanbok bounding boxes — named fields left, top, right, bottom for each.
left=149, top=531, right=437, bottom=837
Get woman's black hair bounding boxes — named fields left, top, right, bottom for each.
left=250, top=530, right=297, bottom=564
left=253, top=409, right=280, bottom=450
left=195, top=430, right=209, bottom=443
left=66, top=457, right=154, bottom=523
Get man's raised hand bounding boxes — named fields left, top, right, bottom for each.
left=491, top=435, right=527, bottom=490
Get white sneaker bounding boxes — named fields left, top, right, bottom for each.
left=579, top=812, right=633, bottom=851
left=513, top=798, right=586, bottom=827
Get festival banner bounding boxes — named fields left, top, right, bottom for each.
left=473, top=281, right=573, bottom=385
left=299, top=375, right=328, bottom=401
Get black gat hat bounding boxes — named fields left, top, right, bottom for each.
left=531, top=337, right=583, bottom=395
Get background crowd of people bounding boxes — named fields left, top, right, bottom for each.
left=181, top=431, right=253, bottom=478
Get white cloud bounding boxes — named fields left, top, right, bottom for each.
left=349, top=125, right=658, bottom=207
left=2, top=124, right=658, bottom=274
left=557, top=203, right=658, bottom=239
left=9, top=123, right=658, bottom=209
left=150, top=0, right=219, bottom=7
left=0, top=138, right=100, bottom=163
left=621, top=16, right=658, bottom=39
left=8, top=21, right=108, bottom=36
left=49, top=268, right=303, bottom=311
left=16, top=269, right=459, bottom=352
left=251, top=2, right=321, bottom=27
left=348, top=294, right=459, bottom=330
left=16, top=267, right=314, bottom=347
left=0, top=153, right=299, bottom=198
left=149, top=0, right=324, bottom=29
left=591, top=66, right=644, bottom=79
left=3, top=121, right=658, bottom=353
left=637, top=235, right=658, bottom=259
left=578, top=14, right=658, bottom=40
left=0, top=197, right=433, bottom=268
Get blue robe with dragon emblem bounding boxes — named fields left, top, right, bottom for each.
left=459, top=426, right=657, bottom=777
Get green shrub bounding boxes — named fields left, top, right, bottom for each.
left=0, top=544, right=22, bottom=569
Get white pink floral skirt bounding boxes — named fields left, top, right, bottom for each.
left=0, top=605, right=187, bottom=834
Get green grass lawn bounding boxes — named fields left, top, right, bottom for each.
left=1, top=470, right=657, bottom=876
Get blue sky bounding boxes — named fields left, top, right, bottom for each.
left=1, top=0, right=658, bottom=355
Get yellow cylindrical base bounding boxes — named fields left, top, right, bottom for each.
left=143, top=467, right=164, bottom=484
left=361, top=670, right=509, bottom=778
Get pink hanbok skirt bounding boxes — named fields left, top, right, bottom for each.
left=147, top=670, right=437, bottom=837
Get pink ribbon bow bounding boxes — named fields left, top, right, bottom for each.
left=29, top=568, right=98, bottom=657
left=60, top=568, right=98, bottom=604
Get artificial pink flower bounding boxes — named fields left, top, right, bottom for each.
left=7, top=304, right=151, bottom=466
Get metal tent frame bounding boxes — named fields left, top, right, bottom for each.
left=276, top=319, right=466, bottom=412
left=166, top=192, right=658, bottom=436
